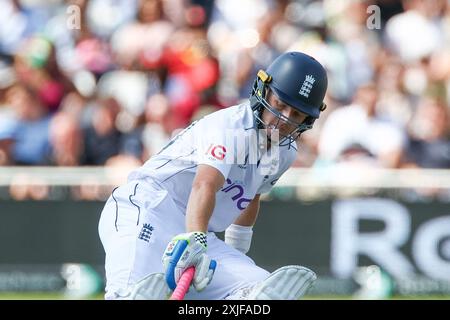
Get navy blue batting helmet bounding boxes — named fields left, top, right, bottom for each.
left=250, top=51, right=328, bottom=145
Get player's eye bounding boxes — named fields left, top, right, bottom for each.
left=275, top=102, right=285, bottom=111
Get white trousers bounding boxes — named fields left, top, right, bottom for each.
left=98, top=179, right=270, bottom=300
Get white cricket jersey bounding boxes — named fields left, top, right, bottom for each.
left=128, top=102, right=298, bottom=232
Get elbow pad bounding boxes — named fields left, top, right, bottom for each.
left=224, top=224, right=253, bottom=254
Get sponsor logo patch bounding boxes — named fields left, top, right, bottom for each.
left=206, top=144, right=227, bottom=160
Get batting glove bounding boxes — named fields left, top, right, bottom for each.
left=162, top=231, right=217, bottom=292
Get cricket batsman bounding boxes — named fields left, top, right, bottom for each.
left=98, top=51, right=328, bottom=299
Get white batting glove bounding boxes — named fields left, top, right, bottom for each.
left=162, top=232, right=217, bottom=292
left=225, top=224, right=253, bottom=254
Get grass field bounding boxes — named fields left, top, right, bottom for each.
left=0, top=293, right=449, bottom=300
left=0, top=292, right=104, bottom=300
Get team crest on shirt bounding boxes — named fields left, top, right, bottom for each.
left=138, top=223, right=154, bottom=242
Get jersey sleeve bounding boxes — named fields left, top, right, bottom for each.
left=196, top=116, right=234, bottom=180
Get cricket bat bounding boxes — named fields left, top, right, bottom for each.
left=169, top=266, right=195, bottom=300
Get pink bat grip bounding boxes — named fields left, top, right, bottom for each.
left=169, top=266, right=195, bottom=300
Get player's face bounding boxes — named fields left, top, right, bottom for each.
left=263, top=90, right=308, bottom=138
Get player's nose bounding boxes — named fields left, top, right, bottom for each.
left=283, top=107, right=293, bottom=118
left=280, top=107, right=296, bottom=122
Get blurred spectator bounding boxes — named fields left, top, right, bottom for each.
left=141, top=93, right=171, bottom=158
left=48, top=111, right=83, bottom=166
left=111, top=0, right=174, bottom=70
left=0, top=0, right=30, bottom=55
left=159, top=23, right=221, bottom=128
left=317, top=83, right=407, bottom=168
left=321, top=0, right=379, bottom=102
left=330, top=143, right=381, bottom=172
left=0, top=0, right=60, bottom=54
left=234, top=10, right=282, bottom=99
left=208, top=0, right=269, bottom=104
left=75, top=36, right=112, bottom=76
left=81, top=97, right=143, bottom=165
left=85, top=0, right=138, bottom=39
left=0, top=83, right=52, bottom=165
left=404, top=97, right=450, bottom=168
left=385, top=0, right=445, bottom=63
left=14, top=36, right=79, bottom=112
left=373, top=50, right=412, bottom=127
left=81, top=97, right=121, bottom=165
left=97, top=70, right=149, bottom=120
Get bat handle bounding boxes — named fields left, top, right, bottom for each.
left=169, top=266, right=195, bottom=300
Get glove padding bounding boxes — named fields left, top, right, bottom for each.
left=162, top=232, right=217, bottom=292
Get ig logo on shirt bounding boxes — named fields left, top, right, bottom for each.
left=205, top=144, right=227, bottom=160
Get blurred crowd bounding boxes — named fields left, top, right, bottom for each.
left=0, top=0, right=450, bottom=199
